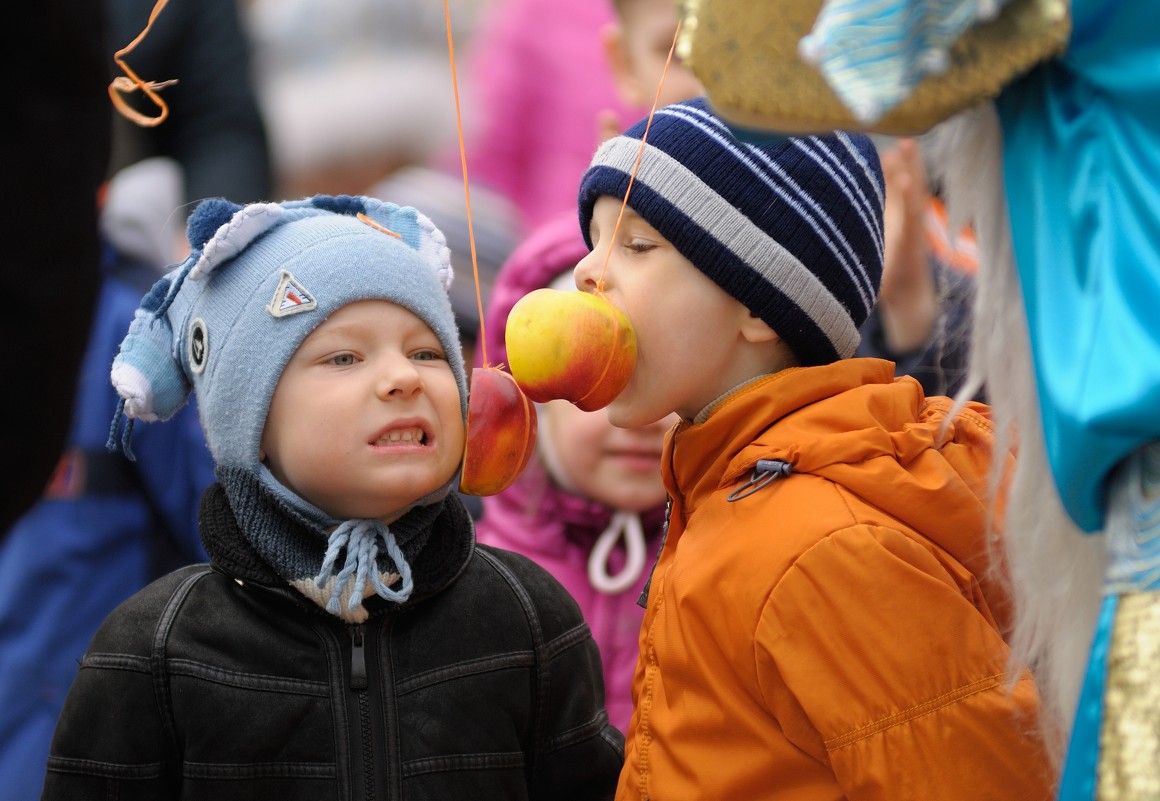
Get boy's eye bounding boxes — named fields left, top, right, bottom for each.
left=330, top=353, right=357, bottom=366
left=626, top=240, right=656, bottom=254
left=412, top=349, right=445, bottom=362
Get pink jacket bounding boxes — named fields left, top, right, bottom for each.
left=474, top=211, right=665, bottom=732
left=454, top=0, right=634, bottom=233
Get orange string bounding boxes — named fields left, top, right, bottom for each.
left=108, top=0, right=176, bottom=127
left=443, top=0, right=490, bottom=369
left=357, top=213, right=403, bottom=238
left=596, top=17, right=683, bottom=292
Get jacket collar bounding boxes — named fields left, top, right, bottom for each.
left=199, top=469, right=475, bottom=614
left=664, top=359, right=898, bottom=515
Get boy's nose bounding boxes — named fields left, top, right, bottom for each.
left=375, top=357, right=422, bottom=400
left=573, top=248, right=604, bottom=292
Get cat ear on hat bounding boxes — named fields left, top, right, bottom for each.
left=187, top=199, right=287, bottom=280
left=185, top=197, right=243, bottom=251
left=411, top=207, right=453, bottom=292
left=360, top=198, right=453, bottom=291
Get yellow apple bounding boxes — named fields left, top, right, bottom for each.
left=459, top=366, right=538, bottom=496
left=504, top=288, right=637, bottom=412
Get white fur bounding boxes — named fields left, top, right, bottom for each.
left=925, top=103, right=1106, bottom=769
left=190, top=203, right=286, bottom=280
left=109, top=361, right=159, bottom=422
left=413, top=209, right=453, bottom=291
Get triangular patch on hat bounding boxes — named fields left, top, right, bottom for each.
left=267, top=270, right=318, bottom=318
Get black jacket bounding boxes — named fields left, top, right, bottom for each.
left=42, top=482, right=623, bottom=800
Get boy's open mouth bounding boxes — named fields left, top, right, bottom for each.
left=371, top=426, right=429, bottom=446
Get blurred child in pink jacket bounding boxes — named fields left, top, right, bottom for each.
left=474, top=211, right=673, bottom=731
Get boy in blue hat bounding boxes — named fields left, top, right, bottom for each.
left=42, top=195, right=622, bottom=800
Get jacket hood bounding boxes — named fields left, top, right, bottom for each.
left=478, top=209, right=588, bottom=371
left=668, top=359, right=1004, bottom=596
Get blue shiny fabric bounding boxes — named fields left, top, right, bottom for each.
left=994, top=0, right=1160, bottom=533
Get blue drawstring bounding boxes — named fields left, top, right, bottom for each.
left=150, top=260, right=194, bottom=319
left=105, top=397, right=137, bottom=461
left=316, top=520, right=414, bottom=613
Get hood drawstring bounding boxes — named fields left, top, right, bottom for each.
left=588, top=511, right=648, bottom=594
left=316, top=519, right=414, bottom=614
left=727, top=459, right=794, bottom=502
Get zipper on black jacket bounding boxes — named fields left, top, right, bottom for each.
left=349, top=624, right=368, bottom=690
left=346, top=623, right=376, bottom=799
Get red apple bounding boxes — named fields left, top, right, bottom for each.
left=459, top=366, right=538, bottom=496
left=504, top=288, right=637, bottom=412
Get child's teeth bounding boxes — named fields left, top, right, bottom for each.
left=385, top=429, right=420, bottom=442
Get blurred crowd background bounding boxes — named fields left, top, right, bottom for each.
left=0, top=1, right=982, bottom=798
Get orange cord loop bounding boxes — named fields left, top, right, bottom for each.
left=108, top=0, right=175, bottom=128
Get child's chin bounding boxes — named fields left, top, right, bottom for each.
left=604, top=397, right=642, bottom=431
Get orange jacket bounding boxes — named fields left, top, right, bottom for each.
left=616, top=359, right=1052, bottom=801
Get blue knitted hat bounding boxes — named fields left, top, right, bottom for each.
left=110, top=194, right=466, bottom=484
left=108, top=195, right=468, bottom=620
left=578, top=97, right=885, bottom=366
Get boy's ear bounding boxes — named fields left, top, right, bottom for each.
left=601, top=22, right=646, bottom=107
left=739, top=312, right=780, bottom=345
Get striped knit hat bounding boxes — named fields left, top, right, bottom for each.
left=578, top=97, right=884, bottom=366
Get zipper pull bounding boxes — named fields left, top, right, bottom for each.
left=349, top=624, right=368, bottom=690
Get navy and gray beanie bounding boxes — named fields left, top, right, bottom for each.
left=578, top=96, right=884, bottom=366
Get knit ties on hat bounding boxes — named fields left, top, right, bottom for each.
left=317, top=519, right=414, bottom=614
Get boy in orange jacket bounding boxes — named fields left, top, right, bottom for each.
left=571, top=96, right=1053, bottom=800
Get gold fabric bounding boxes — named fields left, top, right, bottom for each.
left=677, top=0, right=1070, bottom=135
left=1100, top=591, right=1160, bottom=800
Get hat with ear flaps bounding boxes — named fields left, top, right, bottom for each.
left=108, top=194, right=467, bottom=622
